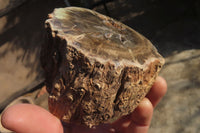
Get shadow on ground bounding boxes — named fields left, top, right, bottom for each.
left=0, top=0, right=66, bottom=78
left=94, top=0, right=200, bottom=56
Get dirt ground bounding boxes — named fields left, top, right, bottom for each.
left=0, top=0, right=200, bottom=132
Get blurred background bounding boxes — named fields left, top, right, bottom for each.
left=0, top=0, right=200, bottom=132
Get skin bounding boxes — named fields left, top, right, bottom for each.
left=1, top=76, right=167, bottom=133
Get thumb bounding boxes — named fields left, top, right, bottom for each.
left=1, top=104, right=63, bottom=133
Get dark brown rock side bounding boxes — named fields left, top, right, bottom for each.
left=40, top=7, right=164, bottom=128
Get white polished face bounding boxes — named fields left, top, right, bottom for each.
left=46, top=7, right=164, bottom=67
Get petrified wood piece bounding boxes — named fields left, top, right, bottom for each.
left=40, top=7, right=165, bottom=128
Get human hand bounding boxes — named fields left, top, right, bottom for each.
left=1, top=76, right=167, bottom=133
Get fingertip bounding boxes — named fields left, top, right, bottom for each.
left=131, top=98, right=153, bottom=126
left=1, top=104, right=22, bottom=131
left=1, top=107, right=10, bottom=129
left=124, top=98, right=153, bottom=133
left=147, top=76, right=167, bottom=107
left=154, top=76, right=167, bottom=96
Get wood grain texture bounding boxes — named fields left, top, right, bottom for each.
left=40, top=7, right=164, bottom=128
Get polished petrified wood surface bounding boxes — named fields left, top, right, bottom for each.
left=40, top=7, right=164, bottom=128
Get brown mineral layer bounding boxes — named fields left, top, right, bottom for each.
left=40, top=7, right=165, bottom=128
